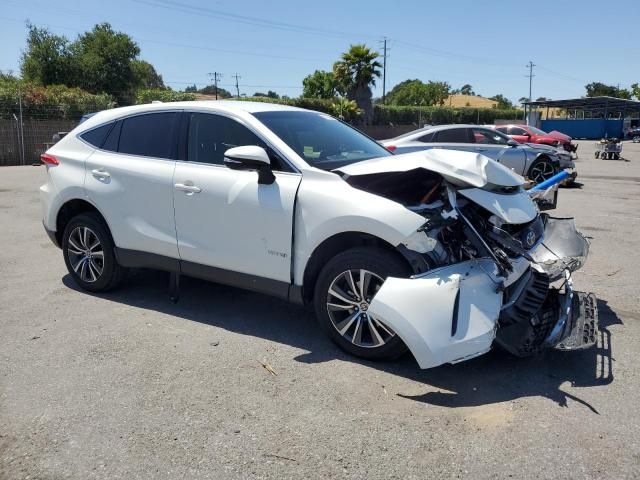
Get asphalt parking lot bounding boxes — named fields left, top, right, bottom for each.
left=1, top=140, right=639, bottom=480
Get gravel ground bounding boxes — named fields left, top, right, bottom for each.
left=1, top=140, right=639, bottom=479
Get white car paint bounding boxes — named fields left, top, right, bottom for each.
left=41, top=101, right=554, bottom=370
left=337, top=148, right=524, bottom=189
left=369, top=259, right=503, bottom=369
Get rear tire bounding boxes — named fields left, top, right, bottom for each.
left=62, top=213, right=126, bottom=292
left=313, top=247, right=411, bottom=361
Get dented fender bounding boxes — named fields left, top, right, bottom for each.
left=368, top=259, right=503, bottom=369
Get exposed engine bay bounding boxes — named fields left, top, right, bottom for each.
left=336, top=152, right=598, bottom=369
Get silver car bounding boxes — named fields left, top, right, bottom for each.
left=382, top=125, right=561, bottom=183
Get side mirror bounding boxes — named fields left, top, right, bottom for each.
left=507, top=139, right=520, bottom=147
left=224, top=145, right=275, bottom=185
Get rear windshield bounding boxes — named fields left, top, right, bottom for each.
left=253, top=111, right=391, bottom=170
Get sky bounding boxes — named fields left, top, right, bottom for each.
left=1, top=0, right=639, bottom=103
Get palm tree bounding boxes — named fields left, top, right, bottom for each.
left=333, top=44, right=381, bottom=125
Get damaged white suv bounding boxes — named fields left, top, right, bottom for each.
left=40, top=101, right=598, bottom=369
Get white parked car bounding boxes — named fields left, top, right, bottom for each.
left=40, top=101, right=597, bottom=369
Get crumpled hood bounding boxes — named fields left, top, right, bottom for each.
left=335, top=149, right=524, bottom=189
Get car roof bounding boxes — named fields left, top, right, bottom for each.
left=388, top=124, right=492, bottom=142
left=76, top=100, right=309, bottom=132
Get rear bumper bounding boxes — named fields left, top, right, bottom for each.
left=43, top=221, right=60, bottom=249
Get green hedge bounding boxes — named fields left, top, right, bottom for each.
left=0, top=80, right=115, bottom=119
left=135, top=88, right=196, bottom=104
left=373, top=105, right=522, bottom=125
left=234, top=96, right=521, bottom=125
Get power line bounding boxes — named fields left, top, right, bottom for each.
left=232, top=73, right=241, bottom=98
left=526, top=61, right=536, bottom=101
left=379, top=37, right=389, bottom=104
left=207, top=72, right=222, bottom=100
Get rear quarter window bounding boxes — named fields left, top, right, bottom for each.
left=80, top=122, right=113, bottom=148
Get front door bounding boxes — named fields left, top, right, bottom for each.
left=172, top=112, right=301, bottom=287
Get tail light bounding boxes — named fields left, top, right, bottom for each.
left=386, top=145, right=397, bottom=152
left=40, top=153, right=59, bottom=166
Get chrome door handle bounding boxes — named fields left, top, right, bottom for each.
left=174, top=183, right=201, bottom=194
left=91, top=168, right=110, bottom=178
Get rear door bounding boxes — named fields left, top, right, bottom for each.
left=84, top=112, right=180, bottom=259
left=172, top=112, right=301, bottom=286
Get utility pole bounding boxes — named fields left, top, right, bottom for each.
left=232, top=73, right=241, bottom=98
left=526, top=61, right=536, bottom=101
left=379, top=37, right=389, bottom=104
left=208, top=72, right=223, bottom=99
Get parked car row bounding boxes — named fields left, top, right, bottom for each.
left=491, top=124, right=578, bottom=154
left=381, top=124, right=576, bottom=184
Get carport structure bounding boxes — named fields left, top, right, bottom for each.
left=524, top=96, right=640, bottom=139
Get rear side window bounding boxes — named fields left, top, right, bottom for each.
left=434, top=128, right=469, bottom=143
left=418, top=132, right=435, bottom=142
left=80, top=122, right=113, bottom=148
left=118, top=113, right=179, bottom=159
left=102, top=121, right=121, bottom=152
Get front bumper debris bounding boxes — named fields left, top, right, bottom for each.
left=368, top=259, right=503, bottom=369
left=530, top=216, right=589, bottom=280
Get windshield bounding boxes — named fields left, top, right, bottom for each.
left=527, top=126, right=548, bottom=135
left=253, top=111, right=392, bottom=170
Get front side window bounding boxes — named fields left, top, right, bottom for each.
left=118, top=112, right=179, bottom=159
left=186, top=113, right=290, bottom=171
left=253, top=111, right=391, bottom=170
left=472, top=128, right=509, bottom=145
left=509, top=127, right=528, bottom=136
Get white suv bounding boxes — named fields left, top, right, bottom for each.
left=41, top=101, right=597, bottom=369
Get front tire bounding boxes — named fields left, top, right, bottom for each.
left=313, top=247, right=411, bottom=361
left=527, top=156, right=557, bottom=184
left=62, top=212, right=126, bottom=292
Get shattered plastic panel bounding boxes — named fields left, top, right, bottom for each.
left=530, top=216, right=589, bottom=280
left=368, top=259, right=503, bottom=369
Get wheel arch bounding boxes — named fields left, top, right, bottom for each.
left=301, top=231, right=410, bottom=304
left=55, top=198, right=111, bottom=246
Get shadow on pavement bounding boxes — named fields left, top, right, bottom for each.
left=63, top=270, right=622, bottom=413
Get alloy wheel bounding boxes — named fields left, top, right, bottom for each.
left=326, top=269, right=395, bottom=348
left=67, top=226, right=104, bottom=283
left=530, top=161, right=556, bottom=183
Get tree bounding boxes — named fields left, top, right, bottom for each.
left=20, top=22, right=165, bottom=105
left=385, top=79, right=450, bottom=107
left=631, top=83, right=640, bottom=100
left=69, top=23, right=141, bottom=103
left=490, top=94, right=513, bottom=109
left=332, top=44, right=382, bottom=125
left=184, top=84, right=198, bottom=93
left=518, top=96, right=529, bottom=105
left=302, top=70, right=336, bottom=99
left=198, top=84, right=232, bottom=98
left=329, top=97, right=360, bottom=122
left=21, top=23, right=72, bottom=86
left=132, top=60, right=164, bottom=89
left=460, top=84, right=475, bottom=96
left=253, top=90, right=279, bottom=99
left=536, top=96, right=549, bottom=102
left=585, top=82, right=631, bottom=99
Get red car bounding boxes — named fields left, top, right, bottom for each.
left=493, top=124, right=577, bottom=153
